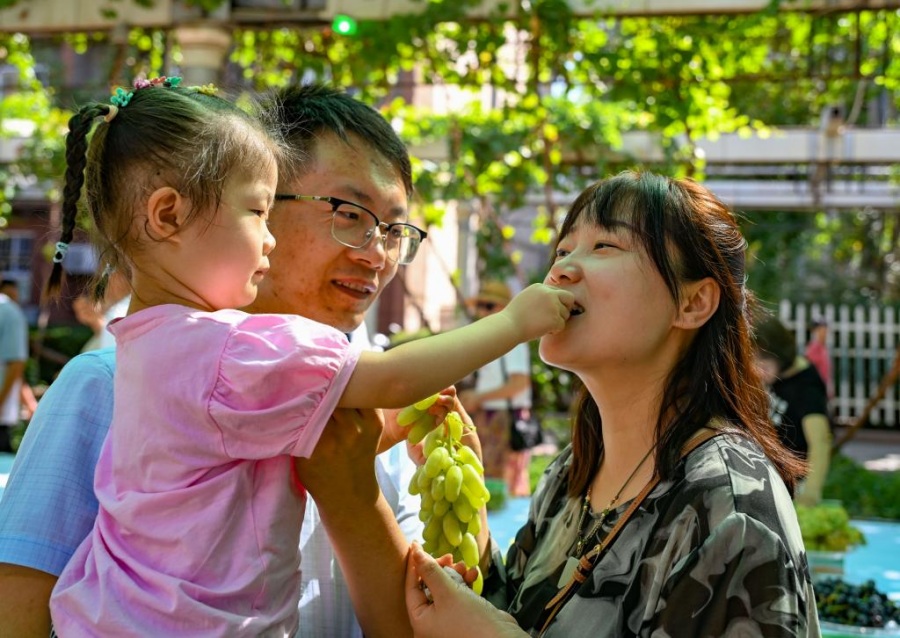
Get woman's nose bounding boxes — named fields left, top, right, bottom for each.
left=547, top=255, right=580, bottom=284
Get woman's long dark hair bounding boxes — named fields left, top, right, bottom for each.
left=561, top=171, right=804, bottom=497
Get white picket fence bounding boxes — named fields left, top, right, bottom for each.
left=778, top=300, right=900, bottom=428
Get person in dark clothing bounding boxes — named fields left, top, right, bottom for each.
left=754, top=315, right=832, bottom=506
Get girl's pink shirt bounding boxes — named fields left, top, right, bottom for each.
left=50, top=304, right=361, bottom=636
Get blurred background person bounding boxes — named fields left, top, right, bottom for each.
left=460, top=280, right=536, bottom=497
left=0, top=280, right=29, bottom=452
left=71, top=296, right=106, bottom=353
left=805, top=318, right=834, bottom=400
left=96, top=270, right=131, bottom=350
left=754, top=315, right=832, bottom=506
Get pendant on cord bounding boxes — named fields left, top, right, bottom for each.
left=558, top=555, right=580, bottom=588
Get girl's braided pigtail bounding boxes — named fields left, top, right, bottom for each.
left=44, top=103, right=114, bottom=299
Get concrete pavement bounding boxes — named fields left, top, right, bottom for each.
left=834, top=427, right=900, bottom=472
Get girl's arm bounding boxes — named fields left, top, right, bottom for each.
left=338, top=284, right=572, bottom=409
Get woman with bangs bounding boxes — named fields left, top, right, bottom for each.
left=406, top=171, right=817, bottom=637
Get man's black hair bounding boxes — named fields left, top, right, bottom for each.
left=263, top=83, right=413, bottom=197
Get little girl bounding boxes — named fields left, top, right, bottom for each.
left=47, top=79, right=573, bottom=636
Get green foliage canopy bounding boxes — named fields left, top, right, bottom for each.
left=1, top=0, right=898, bottom=305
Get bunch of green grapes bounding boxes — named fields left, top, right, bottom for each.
left=398, top=396, right=490, bottom=594
left=795, top=504, right=866, bottom=551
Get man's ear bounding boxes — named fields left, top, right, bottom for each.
left=674, top=277, right=720, bottom=330
left=145, top=187, right=187, bottom=243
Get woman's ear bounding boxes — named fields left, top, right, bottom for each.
left=674, top=277, right=720, bottom=330
left=144, top=187, right=187, bottom=243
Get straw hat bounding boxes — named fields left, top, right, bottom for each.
left=469, top=280, right=513, bottom=307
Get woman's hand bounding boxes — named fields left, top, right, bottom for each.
left=405, top=543, right=524, bottom=638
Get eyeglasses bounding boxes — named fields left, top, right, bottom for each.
left=274, top=194, right=427, bottom=265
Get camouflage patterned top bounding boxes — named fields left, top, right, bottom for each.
left=483, top=432, right=820, bottom=637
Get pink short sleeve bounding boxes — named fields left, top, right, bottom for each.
left=209, top=313, right=361, bottom=459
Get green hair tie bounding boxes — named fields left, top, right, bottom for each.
left=109, top=76, right=183, bottom=109
left=110, top=87, right=133, bottom=108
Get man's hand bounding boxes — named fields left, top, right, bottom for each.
left=380, top=386, right=459, bottom=458
left=405, top=388, right=482, bottom=466
left=295, top=408, right=414, bottom=637
left=294, top=408, right=383, bottom=504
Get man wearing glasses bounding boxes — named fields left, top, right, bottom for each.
left=0, top=83, right=423, bottom=637
left=272, top=195, right=426, bottom=267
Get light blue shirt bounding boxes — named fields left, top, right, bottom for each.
left=0, top=348, right=423, bottom=635
left=0, top=349, right=113, bottom=574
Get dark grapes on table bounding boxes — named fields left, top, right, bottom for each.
left=815, top=578, right=900, bottom=629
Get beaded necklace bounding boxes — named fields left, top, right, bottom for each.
left=558, top=443, right=657, bottom=588
left=571, top=442, right=657, bottom=558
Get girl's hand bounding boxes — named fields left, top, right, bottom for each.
left=502, top=283, right=574, bottom=342
left=405, top=543, right=524, bottom=638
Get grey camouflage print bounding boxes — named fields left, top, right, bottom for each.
left=483, top=433, right=821, bottom=637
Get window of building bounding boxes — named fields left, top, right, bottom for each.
left=0, top=230, right=35, bottom=304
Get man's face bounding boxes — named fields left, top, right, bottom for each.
left=249, top=131, right=409, bottom=333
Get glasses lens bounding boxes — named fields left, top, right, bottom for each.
left=331, top=202, right=376, bottom=249
left=386, top=225, right=422, bottom=265
left=329, top=200, right=423, bottom=264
